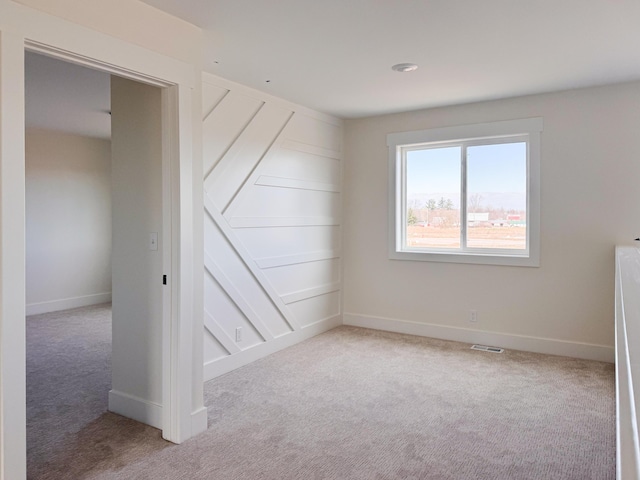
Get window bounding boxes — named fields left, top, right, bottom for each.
left=388, top=118, right=542, bottom=267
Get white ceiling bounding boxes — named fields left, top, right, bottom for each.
left=24, top=0, right=640, bottom=139
left=140, top=0, right=640, bottom=118
left=25, top=52, right=111, bottom=139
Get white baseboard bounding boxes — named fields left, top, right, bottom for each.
left=191, top=406, right=208, bottom=437
left=204, top=314, right=342, bottom=381
left=26, top=292, right=112, bottom=316
left=343, top=313, right=615, bottom=363
left=108, top=390, right=162, bottom=429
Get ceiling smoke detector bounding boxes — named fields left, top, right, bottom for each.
left=392, top=63, right=418, bottom=73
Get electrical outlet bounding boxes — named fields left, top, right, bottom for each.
left=470, top=310, right=478, bottom=323
left=235, top=327, right=242, bottom=342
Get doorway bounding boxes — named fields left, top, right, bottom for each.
left=0, top=20, right=204, bottom=477
left=24, top=53, right=169, bottom=478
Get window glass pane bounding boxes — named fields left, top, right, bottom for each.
left=466, top=142, right=527, bottom=250
left=406, top=146, right=461, bottom=249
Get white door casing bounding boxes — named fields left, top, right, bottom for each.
left=0, top=3, right=205, bottom=479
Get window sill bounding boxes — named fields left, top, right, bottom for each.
left=389, top=249, right=539, bottom=267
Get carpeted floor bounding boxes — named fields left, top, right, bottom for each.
left=26, top=304, right=168, bottom=480
left=27, top=304, right=615, bottom=479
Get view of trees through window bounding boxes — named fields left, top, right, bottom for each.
left=405, top=142, right=527, bottom=251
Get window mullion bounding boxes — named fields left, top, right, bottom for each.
left=461, top=145, right=467, bottom=251
left=400, top=147, right=407, bottom=251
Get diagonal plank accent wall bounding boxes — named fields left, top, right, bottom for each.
left=202, top=73, right=343, bottom=380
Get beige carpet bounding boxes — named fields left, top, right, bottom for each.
left=27, top=304, right=615, bottom=479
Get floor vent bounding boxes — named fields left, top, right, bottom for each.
left=471, top=344, right=504, bottom=354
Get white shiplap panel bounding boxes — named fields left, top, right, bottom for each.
left=231, top=185, right=340, bottom=220
left=203, top=272, right=265, bottom=355
left=281, top=282, right=341, bottom=305
left=204, top=104, right=293, bottom=211
left=204, top=309, right=241, bottom=355
left=255, top=175, right=339, bottom=193
left=255, top=250, right=340, bottom=269
left=228, top=216, right=339, bottom=228
left=284, top=114, right=343, bottom=154
left=204, top=213, right=293, bottom=337
left=201, top=74, right=343, bottom=379
left=235, top=226, right=341, bottom=261
left=202, top=92, right=263, bottom=177
left=205, top=197, right=301, bottom=331
left=219, top=118, right=295, bottom=222
left=257, top=145, right=341, bottom=188
left=262, top=259, right=340, bottom=297
left=288, top=291, right=341, bottom=328
left=202, top=83, right=228, bottom=121
left=280, top=139, right=342, bottom=161
left=221, top=114, right=343, bottom=223
left=204, top=252, right=274, bottom=342
left=204, top=330, right=230, bottom=364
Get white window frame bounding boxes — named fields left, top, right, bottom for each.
left=388, top=117, right=542, bottom=267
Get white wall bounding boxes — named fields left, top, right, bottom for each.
left=202, top=73, right=343, bottom=380
left=109, top=76, right=164, bottom=427
left=343, top=81, right=640, bottom=362
left=25, top=129, right=111, bottom=315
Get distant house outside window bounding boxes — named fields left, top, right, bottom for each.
left=388, top=118, right=542, bottom=267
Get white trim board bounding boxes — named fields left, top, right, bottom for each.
left=191, top=407, right=208, bottom=437
left=204, top=314, right=342, bottom=381
left=108, top=390, right=162, bottom=430
left=26, top=292, right=112, bottom=316
left=343, top=313, right=614, bottom=363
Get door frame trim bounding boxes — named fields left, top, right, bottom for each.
left=0, top=5, right=202, bottom=478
